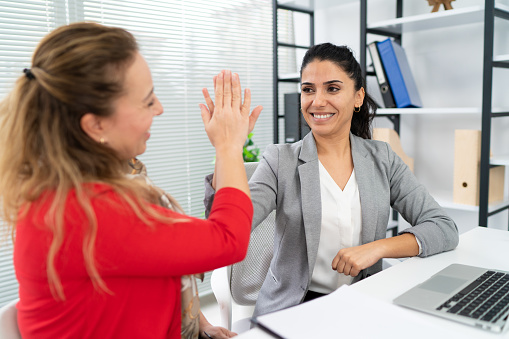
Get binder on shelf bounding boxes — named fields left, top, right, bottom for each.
left=368, top=41, right=396, bottom=108
left=366, top=76, right=385, bottom=108
left=377, top=38, right=422, bottom=108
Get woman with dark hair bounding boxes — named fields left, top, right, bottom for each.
left=204, top=42, right=458, bottom=317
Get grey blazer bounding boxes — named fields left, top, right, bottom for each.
left=204, top=132, right=459, bottom=317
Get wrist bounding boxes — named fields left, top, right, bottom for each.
left=215, top=144, right=243, bottom=157
left=370, top=239, right=388, bottom=260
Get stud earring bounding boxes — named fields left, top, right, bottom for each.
left=100, top=137, right=105, bottom=144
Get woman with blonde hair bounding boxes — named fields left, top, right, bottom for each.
left=0, top=22, right=261, bottom=338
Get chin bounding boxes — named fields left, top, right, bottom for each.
left=136, top=147, right=147, bottom=157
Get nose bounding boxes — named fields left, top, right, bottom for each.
left=154, top=96, right=163, bottom=116
left=312, top=90, right=327, bottom=107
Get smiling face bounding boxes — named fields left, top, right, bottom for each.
left=102, top=52, right=163, bottom=160
left=300, top=60, right=364, bottom=140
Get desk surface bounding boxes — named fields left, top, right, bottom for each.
left=238, top=227, right=509, bottom=338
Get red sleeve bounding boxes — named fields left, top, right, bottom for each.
left=90, top=187, right=253, bottom=277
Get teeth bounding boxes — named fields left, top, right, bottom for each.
left=313, top=113, right=333, bottom=119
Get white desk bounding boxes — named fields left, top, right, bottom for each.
left=237, top=227, right=509, bottom=338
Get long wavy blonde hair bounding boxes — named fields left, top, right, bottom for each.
left=0, top=22, right=183, bottom=300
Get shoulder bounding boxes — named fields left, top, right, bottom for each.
left=351, top=134, right=391, bottom=156
left=262, top=140, right=304, bottom=165
left=265, top=140, right=303, bottom=155
left=263, top=132, right=317, bottom=163
left=351, top=135, right=396, bottom=166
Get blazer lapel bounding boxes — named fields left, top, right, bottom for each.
left=298, top=133, right=321, bottom=278
left=350, top=134, right=378, bottom=244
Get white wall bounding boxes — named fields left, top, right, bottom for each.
left=314, top=0, right=509, bottom=234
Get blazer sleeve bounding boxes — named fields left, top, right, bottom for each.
left=248, top=145, right=279, bottom=228
left=385, top=143, right=459, bottom=257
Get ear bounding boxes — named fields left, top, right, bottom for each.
left=355, top=87, right=366, bottom=108
left=80, top=113, right=107, bottom=143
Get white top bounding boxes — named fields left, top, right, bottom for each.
left=309, top=161, right=362, bottom=294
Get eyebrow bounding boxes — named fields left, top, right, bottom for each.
left=301, top=80, right=343, bottom=85
left=143, top=87, right=154, bottom=102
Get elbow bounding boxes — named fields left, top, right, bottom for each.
left=446, top=219, right=460, bottom=250
left=449, top=228, right=460, bottom=250
left=231, top=231, right=250, bottom=264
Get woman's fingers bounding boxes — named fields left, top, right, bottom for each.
left=249, top=105, right=263, bottom=134
left=202, top=88, right=215, bottom=114
left=199, top=104, right=211, bottom=127
left=241, top=88, right=251, bottom=115
left=222, top=70, right=232, bottom=109
left=232, top=73, right=242, bottom=110
left=242, top=88, right=263, bottom=133
left=214, top=72, right=224, bottom=110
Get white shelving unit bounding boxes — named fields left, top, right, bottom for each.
left=368, top=4, right=509, bottom=34
left=378, top=107, right=477, bottom=115
left=361, top=0, right=509, bottom=224
left=494, top=54, right=509, bottom=63
left=490, top=155, right=509, bottom=167
left=433, top=190, right=509, bottom=214
left=378, top=107, right=509, bottom=115
left=368, top=5, right=484, bottom=34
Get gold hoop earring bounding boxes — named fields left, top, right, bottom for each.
left=354, top=106, right=361, bottom=113
left=99, top=137, right=105, bottom=144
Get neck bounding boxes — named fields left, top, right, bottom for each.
left=314, top=130, right=351, bottom=158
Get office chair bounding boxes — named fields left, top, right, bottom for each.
left=0, top=298, right=21, bottom=339
left=210, top=162, right=276, bottom=333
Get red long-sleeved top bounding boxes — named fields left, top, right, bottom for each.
left=14, top=184, right=252, bottom=339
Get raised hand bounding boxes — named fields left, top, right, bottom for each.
left=201, top=71, right=262, bottom=140
left=199, top=70, right=262, bottom=196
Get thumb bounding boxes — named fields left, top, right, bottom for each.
left=200, top=104, right=211, bottom=126
left=248, top=105, right=263, bottom=134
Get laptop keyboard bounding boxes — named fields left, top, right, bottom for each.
left=437, top=270, right=509, bottom=323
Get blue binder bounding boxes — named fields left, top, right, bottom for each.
left=377, top=38, right=422, bottom=108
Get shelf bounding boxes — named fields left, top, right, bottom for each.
left=279, top=72, right=300, bottom=79
left=494, top=54, right=509, bottom=62
left=368, top=5, right=486, bottom=35
left=377, top=107, right=509, bottom=115
left=387, top=220, right=398, bottom=229
left=433, top=190, right=509, bottom=213
left=494, top=54, right=509, bottom=67
left=490, top=155, right=509, bottom=166
left=378, top=107, right=479, bottom=115
left=278, top=72, right=300, bottom=83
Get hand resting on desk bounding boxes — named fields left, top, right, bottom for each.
left=332, top=233, right=419, bottom=276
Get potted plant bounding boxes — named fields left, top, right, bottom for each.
left=242, top=132, right=259, bottom=163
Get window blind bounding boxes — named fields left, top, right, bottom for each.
left=0, top=0, right=67, bottom=308
left=0, top=0, right=273, bottom=303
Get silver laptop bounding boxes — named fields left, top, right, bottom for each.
left=394, top=263, right=509, bottom=333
